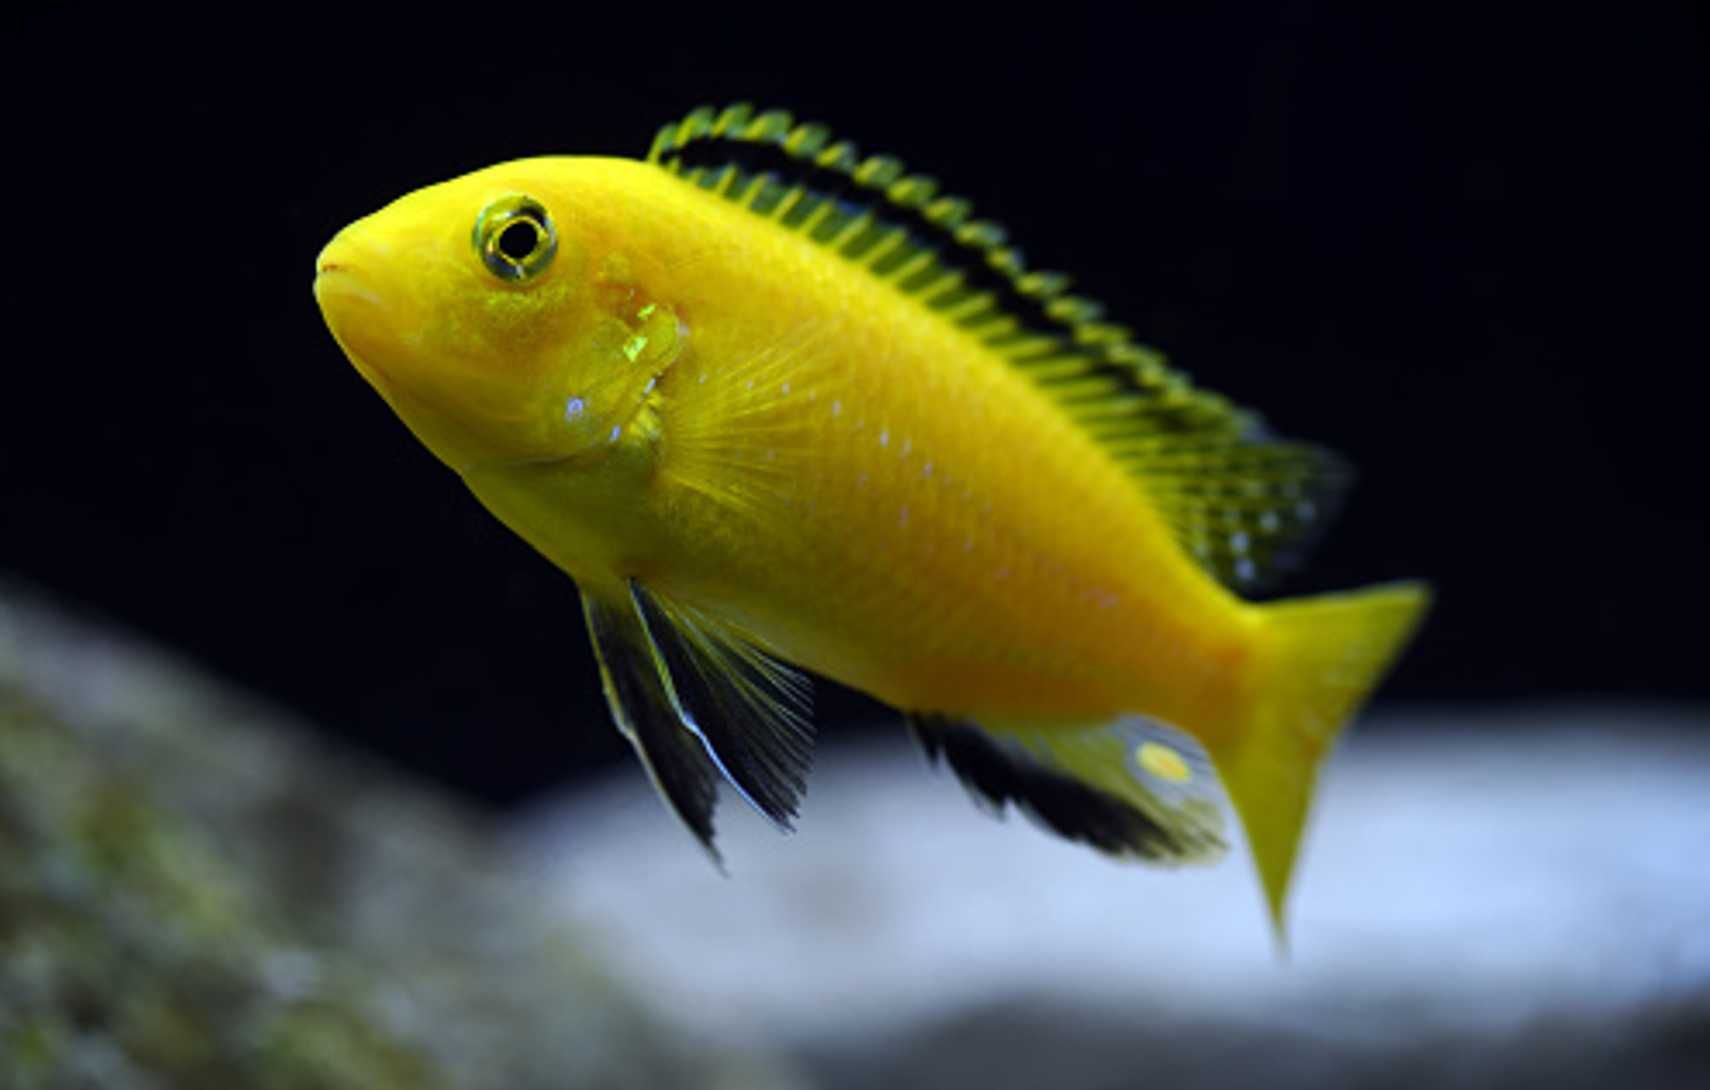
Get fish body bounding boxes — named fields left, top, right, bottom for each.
left=315, top=105, right=1428, bottom=934
left=443, top=158, right=1231, bottom=728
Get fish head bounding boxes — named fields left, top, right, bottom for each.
left=314, top=157, right=682, bottom=473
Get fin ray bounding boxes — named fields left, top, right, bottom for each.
left=630, top=581, right=815, bottom=828
left=908, top=713, right=1226, bottom=863
left=582, top=591, right=722, bottom=859
left=1206, top=581, right=1431, bottom=941
left=659, top=318, right=838, bottom=523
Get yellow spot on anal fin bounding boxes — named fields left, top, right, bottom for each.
left=1138, top=741, right=1191, bottom=784
left=622, top=333, right=650, bottom=362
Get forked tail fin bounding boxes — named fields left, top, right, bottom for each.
left=1205, top=581, right=1431, bottom=943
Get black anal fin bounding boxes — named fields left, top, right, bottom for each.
left=630, top=580, right=814, bottom=829
left=582, top=591, right=722, bottom=860
left=908, top=713, right=1198, bottom=861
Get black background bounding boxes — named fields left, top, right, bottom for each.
left=4, top=7, right=1705, bottom=807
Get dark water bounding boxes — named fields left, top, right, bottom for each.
left=3, top=12, right=1704, bottom=799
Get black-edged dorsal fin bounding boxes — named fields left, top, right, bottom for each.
left=648, top=104, right=1350, bottom=592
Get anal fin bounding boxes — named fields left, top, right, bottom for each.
left=908, top=713, right=1227, bottom=863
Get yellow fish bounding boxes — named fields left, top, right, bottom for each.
left=314, top=104, right=1428, bottom=935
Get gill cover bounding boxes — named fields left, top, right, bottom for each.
left=464, top=188, right=688, bottom=459
left=317, top=170, right=697, bottom=470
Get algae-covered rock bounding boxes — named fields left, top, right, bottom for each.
left=0, top=580, right=808, bottom=1090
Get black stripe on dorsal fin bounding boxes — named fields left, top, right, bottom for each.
left=647, top=104, right=1352, bottom=594
left=648, top=103, right=1104, bottom=352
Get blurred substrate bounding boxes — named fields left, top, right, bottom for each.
left=0, top=580, right=808, bottom=1090
left=5, top=570, right=1701, bottom=1089
left=511, top=704, right=1710, bottom=1089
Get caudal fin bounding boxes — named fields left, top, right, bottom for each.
left=1205, top=581, right=1431, bottom=941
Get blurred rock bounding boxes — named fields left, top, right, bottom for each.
left=0, top=580, right=809, bottom=1090
left=513, top=706, right=1710, bottom=1089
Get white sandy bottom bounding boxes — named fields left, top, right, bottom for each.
left=506, top=705, right=1710, bottom=1050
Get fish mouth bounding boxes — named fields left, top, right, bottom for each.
left=314, top=258, right=398, bottom=390
left=313, top=238, right=375, bottom=299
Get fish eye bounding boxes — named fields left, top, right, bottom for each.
left=474, top=195, right=558, bottom=282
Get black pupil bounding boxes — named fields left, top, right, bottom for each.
left=497, top=218, right=539, bottom=262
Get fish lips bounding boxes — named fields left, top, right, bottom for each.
left=313, top=250, right=404, bottom=393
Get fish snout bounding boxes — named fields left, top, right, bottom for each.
left=314, top=236, right=403, bottom=388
